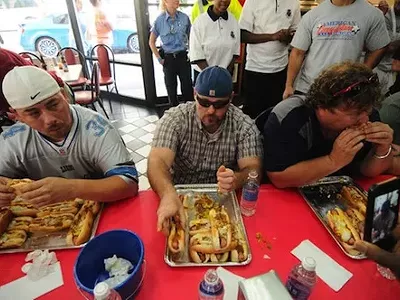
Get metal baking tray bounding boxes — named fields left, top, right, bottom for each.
left=299, top=176, right=366, bottom=259
left=165, top=184, right=252, bottom=267
left=0, top=205, right=103, bottom=254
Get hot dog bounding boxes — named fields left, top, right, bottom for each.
left=210, top=252, right=229, bottom=263
left=82, top=200, right=101, bottom=216
left=7, top=216, right=33, bottom=231
left=190, top=233, right=214, bottom=254
left=37, top=201, right=79, bottom=217
left=326, top=207, right=361, bottom=255
left=0, top=229, right=27, bottom=249
left=6, top=179, right=33, bottom=195
left=29, top=213, right=75, bottom=233
left=66, top=207, right=94, bottom=246
left=168, top=215, right=185, bottom=253
left=189, top=218, right=211, bottom=235
left=0, top=208, right=13, bottom=235
left=231, top=226, right=249, bottom=262
left=345, top=207, right=365, bottom=236
left=190, top=250, right=210, bottom=263
left=341, top=186, right=367, bottom=215
left=209, top=208, right=232, bottom=252
left=10, top=199, right=38, bottom=217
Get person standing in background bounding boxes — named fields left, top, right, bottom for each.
left=282, top=0, right=390, bottom=99
left=149, top=0, right=193, bottom=106
left=375, top=0, right=400, bottom=95
left=87, top=0, right=114, bottom=47
left=191, top=0, right=242, bottom=23
left=239, top=0, right=300, bottom=119
left=190, top=0, right=240, bottom=77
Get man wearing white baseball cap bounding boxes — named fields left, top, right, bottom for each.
left=0, top=66, right=138, bottom=208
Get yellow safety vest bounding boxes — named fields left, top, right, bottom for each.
left=191, top=0, right=242, bottom=23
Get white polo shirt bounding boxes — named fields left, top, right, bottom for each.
left=239, top=0, right=301, bottom=73
left=190, top=6, right=240, bottom=72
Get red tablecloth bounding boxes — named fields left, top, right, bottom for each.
left=0, top=176, right=399, bottom=299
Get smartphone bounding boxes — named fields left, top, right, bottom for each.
left=364, top=177, right=400, bottom=251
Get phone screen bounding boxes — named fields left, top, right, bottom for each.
left=371, top=190, right=399, bottom=243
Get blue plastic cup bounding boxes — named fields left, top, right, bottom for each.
left=74, top=230, right=145, bottom=299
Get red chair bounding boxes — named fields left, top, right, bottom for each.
left=74, top=62, right=109, bottom=119
left=90, top=44, right=119, bottom=94
left=57, top=47, right=88, bottom=89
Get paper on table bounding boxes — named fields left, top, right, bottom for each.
left=217, top=267, right=244, bottom=300
left=291, top=240, right=352, bottom=292
left=0, top=262, right=63, bottom=300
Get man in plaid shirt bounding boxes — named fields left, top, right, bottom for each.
left=148, top=66, right=262, bottom=234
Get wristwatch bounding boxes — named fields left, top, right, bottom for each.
left=373, top=145, right=393, bottom=159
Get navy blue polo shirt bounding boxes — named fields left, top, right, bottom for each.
left=263, top=95, right=379, bottom=176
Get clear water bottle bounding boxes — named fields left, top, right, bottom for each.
left=199, top=269, right=224, bottom=300
left=240, top=170, right=259, bottom=216
left=93, top=282, right=122, bottom=300
left=285, top=257, right=317, bottom=300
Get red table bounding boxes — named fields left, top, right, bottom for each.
left=1, top=176, right=399, bottom=299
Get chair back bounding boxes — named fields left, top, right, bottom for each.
left=91, top=44, right=117, bottom=80
left=91, top=62, right=101, bottom=100
left=255, top=106, right=274, bottom=133
left=57, top=47, right=86, bottom=65
left=19, top=51, right=43, bottom=67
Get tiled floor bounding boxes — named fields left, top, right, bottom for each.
left=103, top=99, right=159, bottom=191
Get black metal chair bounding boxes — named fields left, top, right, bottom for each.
left=57, top=47, right=88, bottom=89
left=19, top=51, right=43, bottom=67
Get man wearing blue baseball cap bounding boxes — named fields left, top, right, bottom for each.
left=148, top=66, right=263, bottom=234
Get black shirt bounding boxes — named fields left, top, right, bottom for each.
left=263, top=95, right=379, bottom=175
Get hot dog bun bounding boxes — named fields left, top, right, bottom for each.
left=210, top=252, right=229, bottom=263
left=230, top=226, right=249, bottom=262
left=190, top=233, right=215, bottom=254
left=7, top=216, right=33, bottom=231
left=209, top=208, right=232, bottom=252
left=190, top=249, right=210, bottom=263
left=37, top=201, right=79, bottom=218
left=29, top=213, right=75, bottom=233
left=10, top=199, right=38, bottom=217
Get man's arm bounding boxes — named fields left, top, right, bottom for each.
left=364, top=46, right=388, bottom=69
left=148, top=147, right=184, bottom=234
left=240, top=29, right=280, bottom=44
left=149, top=31, right=163, bottom=64
left=387, top=155, right=400, bottom=174
left=268, top=155, right=340, bottom=188
left=195, top=60, right=209, bottom=71
left=234, top=156, right=262, bottom=188
left=360, top=147, right=393, bottom=177
left=283, top=48, right=306, bottom=99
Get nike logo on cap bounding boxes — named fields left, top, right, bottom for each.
left=30, top=92, right=41, bottom=100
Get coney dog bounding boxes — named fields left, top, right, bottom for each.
left=0, top=229, right=27, bottom=249
left=168, top=215, right=185, bottom=253
left=7, top=216, right=33, bottom=231
left=82, top=200, right=101, bottom=216
left=190, top=249, right=210, bottom=263
left=230, top=226, right=249, bottom=262
left=345, top=207, right=365, bottom=236
left=189, top=218, right=211, bottom=235
left=37, top=201, right=79, bottom=217
left=326, top=207, right=361, bottom=255
left=29, top=213, right=75, bottom=233
left=6, top=179, right=33, bottom=195
left=209, top=208, right=232, bottom=252
left=194, top=194, right=214, bottom=218
left=10, top=199, right=38, bottom=217
left=66, top=207, right=94, bottom=246
left=341, top=186, right=367, bottom=215
left=190, top=233, right=215, bottom=254
left=0, top=208, right=13, bottom=235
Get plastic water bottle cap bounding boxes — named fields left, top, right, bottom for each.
left=204, top=269, right=219, bottom=285
left=94, top=282, right=111, bottom=300
left=302, top=257, right=316, bottom=271
left=248, top=170, right=258, bottom=179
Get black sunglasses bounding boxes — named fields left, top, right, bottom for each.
left=195, top=95, right=230, bottom=109
left=333, top=73, right=379, bottom=98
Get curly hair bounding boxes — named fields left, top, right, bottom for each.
left=305, top=61, right=382, bottom=111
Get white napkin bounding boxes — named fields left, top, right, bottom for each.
left=0, top=261, right=64, bottom=300
left=217, top=267, right=244, bottom=300
left=291, top=240, right=353, bottom=292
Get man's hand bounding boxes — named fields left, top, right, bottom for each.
left=363, top=122, right=393, bottom=156
left=157, top=192, right=185, bottom=236
left=329, top=129, right=365, bottom=168
left=283, top=85, right=294, bottom=99
left=217, top=165, right=236, bottom=193
left=18, top=177, right=75, bottom=207
left=0, top=176, right=15, bottom=207
left=272, top=29, right=287, bottom=42
left=278, top=29, right=293, bottom=44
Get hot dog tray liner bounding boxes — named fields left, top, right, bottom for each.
left=299, top=176, right=366, bottom=259
left=0, top=205, right=103, bottom=254
left=165, top=184, right=252, bottom=267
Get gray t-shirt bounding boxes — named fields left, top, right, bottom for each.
left=292, top=0, right=390, bottom=93
left=378, top=9, right=400, bottom=72
left=380, top=92, right=400, bottom=145
left=0, top=105, right=138, bottom=183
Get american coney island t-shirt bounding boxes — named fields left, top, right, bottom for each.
left=291, top=0, right=390, bottom=93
